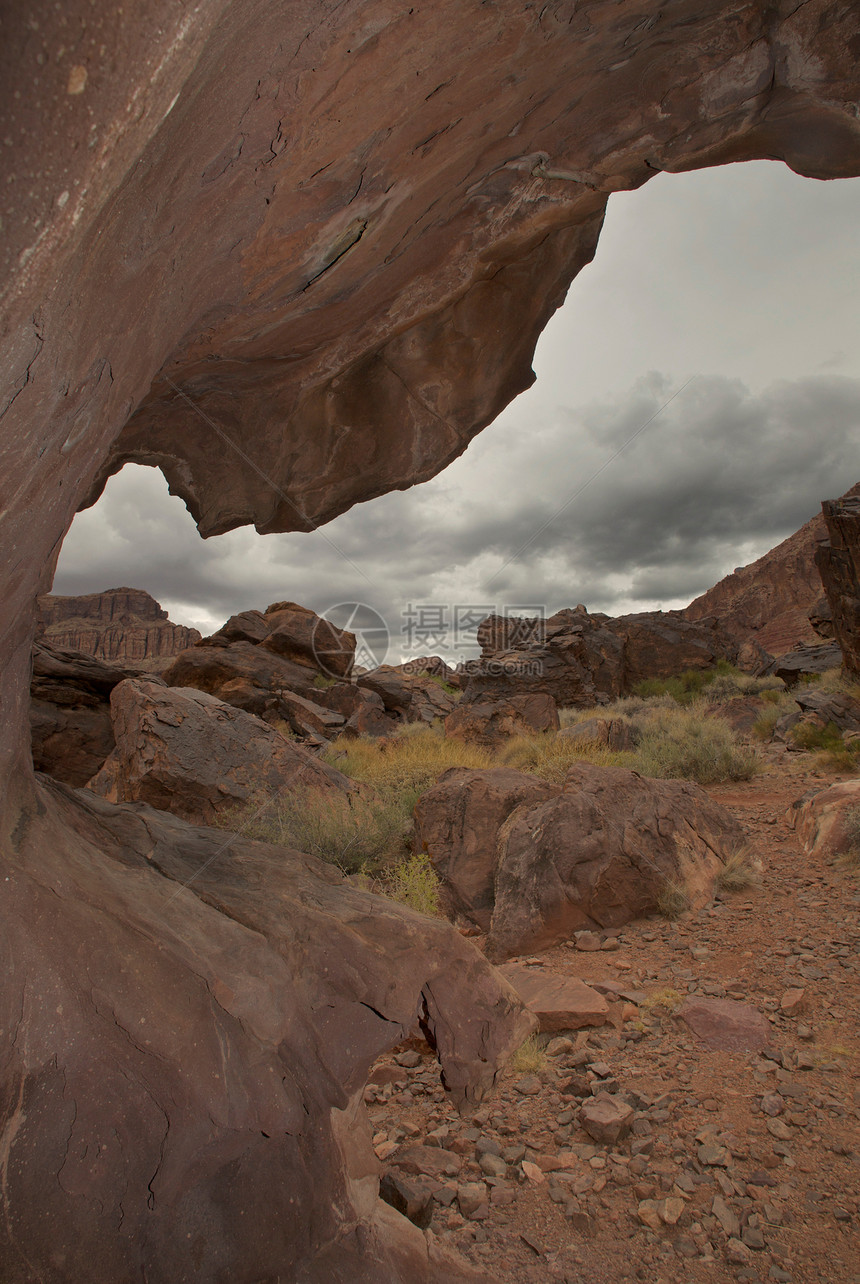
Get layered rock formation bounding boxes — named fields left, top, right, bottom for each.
left=465, top=607, right=736, bottom=707
left=3, top=2, right=860, bottom=1278
left=816, top=494, right=860, bottom=678
left=37, top=588, right=201, bottom=668
left=684, top=483, right=860, bottom=657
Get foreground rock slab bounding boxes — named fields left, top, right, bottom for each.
left=0, top=779, right=529, bottom=1282
left=497, top=964, right=609, bottom=1032
left=679, top=997, right=775, bottom=1053
left=88, top=679, right=353, bottom=824
left=789, top=779, right=860, bottom=859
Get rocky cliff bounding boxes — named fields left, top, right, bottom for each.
left=2, top=3, right=860, bottom=1281
left=683, top=483, right=860, bottom=656
left=37, top=587, right=201, bottom=668
left=816, top=494, right=860, bottom=678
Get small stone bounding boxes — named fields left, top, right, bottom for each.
left=637, top=1199, right=663, bottom=1230
left=766, top=1119, right=793, bottom=1141
left=514, top=1074, right=542, bottom=1096
left=795, top=1051, right=816, bottom=1071
left=780, top=988, right=806, bottom=1017
left=546, top=1037, right=575, bottom=1057
left=713, top=1195, right=740, bottom=1239
left=761, top=1093, right=785, bottom=1117
left=521, top=1161, right=545, bottom=1184
left=660, top=1196, right=685, bottom=1225
left=379, top=1172, right=434, bottom=1228
left=742, top=1225, right=767, bottom=1250
left=579, top=1094, right=635, bottom=1145
left=457, top=1182, right=488, bottom=1219
left=698, top=1143, right=730, bottom=1167
left=395, top=1049, right=422, bottom=1068
left=478, top=1152, right=507, bottom=1178
left=574, top=930, right=603, bottom=951
left=725, top=1236, right=751, bottom=1265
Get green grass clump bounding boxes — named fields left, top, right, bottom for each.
left=634, top=669, right=714, bottom=705
left=634, top=704, right=759, bottom=784
left=312, top=673, right=338, bottom=690
left=382, top=852, right=441, bottom=916
left=641, top=986, right=683, bottom=1013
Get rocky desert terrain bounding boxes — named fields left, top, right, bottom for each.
left=367, top=752, right=860, bottom=1284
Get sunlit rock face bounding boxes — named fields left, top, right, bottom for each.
left=2, top=2, right=860, bottom=1279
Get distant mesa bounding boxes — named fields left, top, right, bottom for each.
left=36, top=587, right=201, bottom=670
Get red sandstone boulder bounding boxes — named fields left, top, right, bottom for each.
left=679, top=998, right=774, bottom=1053
left=260, top=600, right=355, bottom=678
left=414, top=768, right=558, bottom=929
left=486, top=764, right=745, bottom=960
left=788, top=779, right=860, bottom=859
left=88, top=679, right=352, bottom=824
left=445, top=693, right=559, bottom=745
left=358, top=666, right=458, bottom=725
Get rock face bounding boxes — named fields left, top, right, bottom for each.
left=683, top=489, right=860, bottom=657
left=816, top=494, right=860, bottom=678
left=29, top=642, right=146, bottom=786
left=1, top=778, right=527, bottom=1283
left=3, top=3, right=860, bottom=1278
left=466, top=608, right=736, bottom=707
left=415, top=763, right=747, bottom=957
left=37, top=588, right=201, bottom=669
left=763, top=641, right=844, bottom=684
left=89, top=679, right=353, bottom=824
left=496, top=965, right=609, bottom=1033
left=487, top=763, right=747, bottom=960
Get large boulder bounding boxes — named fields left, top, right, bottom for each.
left=445, top=693, right=559, bottom=746
left=1, top=777, right=527, bottom=1284
left=488, top=763, right=747, bottom=960
left=358, top=665, right=458, bottom=725
left=88, top=679, right=353, bottom=824
left=488, top=764, right=746, bottom=960
left=789, top=780, right=860, bottom=859
left=764, top=642, right=844, bottom=684
left=30, top=642, right=147, bottom=787
left=792, top=687, right=860, bottom=734
left=414, top=768, right=558, bottom=929
left=413, top=763, right=747, bottom=956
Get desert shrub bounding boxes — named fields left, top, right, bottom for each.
left=498, top=732, right=634, bottom=782
left=634, top=704, right=759, bottom=783
left=423, top=672, right=461, bottom=697
left=790, top=720, right=860, bottom=771
left=324, top=724, right=492, bottom=796
left=312, top=673, right=337, bottom=690
left=508, top=1034, right=546, bottom=1074
left=382, top=852, right=441, bottom=916
left=218, top=787, right=412, bottom=874
left=752, top=691, right=796, bottom=741
left=634, top=669, right=714, bottom=705
left=815, top=667, right=860, bottom=699
left=657, top=880, right=689, bottom=920
left=714, top=846, right=760, bottom=893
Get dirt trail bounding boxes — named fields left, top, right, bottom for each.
left=367, top=752, right=860, bottom=1284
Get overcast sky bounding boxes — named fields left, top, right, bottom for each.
left=54, top=160, right=860, bottom=662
